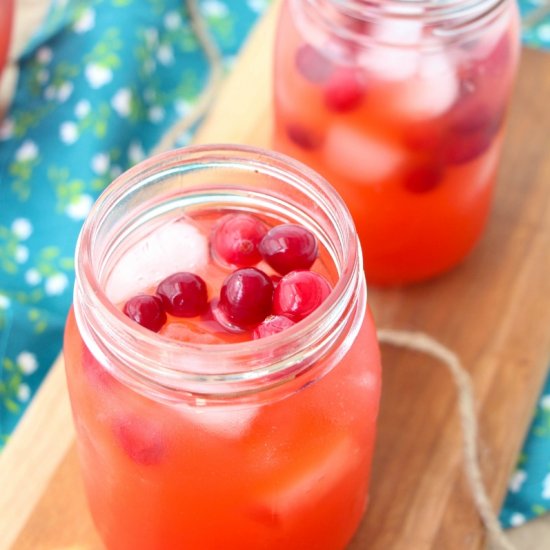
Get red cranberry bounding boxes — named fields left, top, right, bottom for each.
left=211, top=213, right=267, bottom=267
left=443, top=107, right=503, bottom=165
left=440, top=98, right=504, bottom=165
left=295, top=43, right=332, bottom=84
left=123, top=294, right=167, bottom=332
left=114, top=418, right=165, bottom=466
left=156, top=272, right=208, bottom=317
left=286, top=123, right=323, bottom=150
left=448, top=100, right=504, bottom=135
left=210, top=298, right=246, bottom=334
left=442, top=127, right=497, bottom=165
left=403, top=161, right=444, bottom=193
left=273, top=270, right=332, bottom=322
left=324, top=68, right=366, bottom=113
left=253, top=315, right=296, bottom=339
left=259, top=224, right=318, bottom=275
left=219, top=268, right=274, bottom=328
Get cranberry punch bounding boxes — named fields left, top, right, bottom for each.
left=274, top=0, right=520, bottom=285
left=64, top=145, right=381, bottom=549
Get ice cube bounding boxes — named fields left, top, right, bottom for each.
left=360, top=46, right=420, bottom=81
left=374, top=18, right=423, bottom=46
left=391, top=53, right=458, bottom=120
left=106, top=219, right=208, bottom=304
left=324, top=125, right=403, bottom=185
left=261, top=436, right=358, bottom=516
left=179, top=404, right=258, bottom=438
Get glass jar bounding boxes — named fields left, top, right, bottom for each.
left=64, top=145, right=381, bottom=549
left=273, top=0, right=520, bottom=285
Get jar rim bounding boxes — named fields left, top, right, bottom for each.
left=301, top=0, right=509, bottom=46
left=319, top=0, right=506, bottom=21
left=73, top=144, right=366, bottom=399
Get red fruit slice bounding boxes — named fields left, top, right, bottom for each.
left=273, top=270, right=332, bottom=322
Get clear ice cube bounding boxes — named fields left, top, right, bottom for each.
left=391, top=53, right=458, bottom=120
left=324, top=125, right=403, bottom=185
left=179, top=404, right=258, bottom=438
left=106, top=219, right=208, bottom=304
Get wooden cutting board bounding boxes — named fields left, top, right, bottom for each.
left=2, top=2, right=550, bottom=549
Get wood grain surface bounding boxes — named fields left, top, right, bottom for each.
left=2, top=2, right=550, bottom=549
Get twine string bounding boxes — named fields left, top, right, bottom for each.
left=156, top=4, right=516, bottom=549
left=151, top=0, right=224, bottom=156
left=378, top=330, right=516, bottom=550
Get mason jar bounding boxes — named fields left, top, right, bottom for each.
left=64, top=145, right=382, bottom=549
left=273, top=0, right=520, bottom=285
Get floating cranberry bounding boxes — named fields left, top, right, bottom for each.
left=324, top=68, right=366, bottom=113
left=210, top=298, right=246, bottom=334
left=253, top=315, right=296, bottom=339
left=403, top=122, right=444, bottom=154
left=211, top=213, right=267, bottom=267
left=448, top=99, right=504, bottom=135
left=273, top=270, right=332, bottom=322
left=156, top=272, right=208, bottom=317
left=443, top=105, right=503, bottom=164
left=295, top=43, right=333, bottom=84
left=418, top=92, right=504, bottom=165
left=114, top=418, right=165, bottom=466
left=219, top=268, right=274, bottom=328
left=443, top=128, right=496, bottom=165
left=403, top=161, right=444, bottom=194
left=286, top=123, right=323, bottom=150
left=123, top=294, right=167, bottom=332
left=259, top=224, right=318, bottom=275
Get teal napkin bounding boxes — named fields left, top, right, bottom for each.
left=519, top=0, right=550, bottom=50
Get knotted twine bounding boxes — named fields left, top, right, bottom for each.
left=155, top=2, right=517, bottom=548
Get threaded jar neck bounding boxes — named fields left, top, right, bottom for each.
left=73, top=145, right=366, bottom=405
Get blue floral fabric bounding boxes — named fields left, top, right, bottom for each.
left=519, top=0, right=550, bottom=50
left=0, top=0, right=268, bottom=445
left=501, top=372, right=550, bottom=528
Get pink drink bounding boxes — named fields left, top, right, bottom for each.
left=64, top=146, right=382, bottom=549
left=274, top=0, right=520, bottom=284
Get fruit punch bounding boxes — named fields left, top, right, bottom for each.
left=64, top=145, right=382, bottom=549
left=274, top=0, right=520, bottom=284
